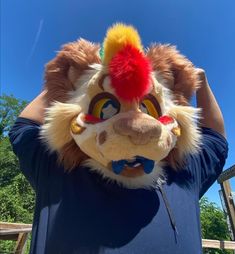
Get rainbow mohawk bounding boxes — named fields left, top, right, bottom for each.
left=103, top=23, right=152, bottom=102
left=103, top=23, right=143, bottom=65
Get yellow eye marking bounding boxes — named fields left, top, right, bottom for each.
left=141, top=99, right=159, bottom=119
left=88, top=92, right=120, bottom=120
left=92, top=98, right=110, bottom=118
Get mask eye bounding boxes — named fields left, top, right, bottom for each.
left=140, top=94, right=161, bottom=119
left=88, top=93, right=120, bottom=120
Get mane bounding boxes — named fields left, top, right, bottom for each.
left=146, top=44, right=200, bottom=105
left=44, top=39, right=101, bottom=103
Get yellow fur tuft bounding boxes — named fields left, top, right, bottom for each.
left=103, top=23, right=143, bottom=65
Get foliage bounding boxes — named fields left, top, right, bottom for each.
left=0, top=94, right=34, bottom=254
left=0, top=137, right=20, bottom=188
left=0, top=94, right=27, bottom=137
left=200, top=197, right=233, bottom=254
left=0, top=174, right=35, bottom=222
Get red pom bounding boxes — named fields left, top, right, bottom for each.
left=158, top=115, right=174, bottom=125
left=109, top=45, right=151, bottom=101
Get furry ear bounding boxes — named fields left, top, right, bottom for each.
left=146, top=45, right=200, bottom=105
left=44, top=39, right=101, bottom=103
left=165, top=105, right=202, bottom=169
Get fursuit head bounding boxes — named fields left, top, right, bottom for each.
left=41, top=23, right=202, bottom=189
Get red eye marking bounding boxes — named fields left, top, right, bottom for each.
left=158, top=115, right=174, bottom=125
left=84, top=114, right=104, bottom=124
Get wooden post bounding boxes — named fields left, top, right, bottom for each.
left=217, top=165, right=235, bottom=240
left=14, top=232, right=29, bottom=254
left=221, top=180, right=235, bottom=240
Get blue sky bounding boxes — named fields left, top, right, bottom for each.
left=1, top=0, right=234, bottom=206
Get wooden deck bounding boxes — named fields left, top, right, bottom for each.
left=1, top=222, right=235, bottom=253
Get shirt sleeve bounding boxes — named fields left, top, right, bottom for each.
left=187, top=127, right=228, bottom=198
left=8, top=117, right=47, bottom=190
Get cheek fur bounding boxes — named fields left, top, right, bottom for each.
left=41, top=102, right=82, bottom=151
left=168, top=105, right=201, bottom=158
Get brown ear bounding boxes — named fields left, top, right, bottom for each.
left=44, top=39, right=101, bottom=103
left=146, top=44, right=200, bottom=105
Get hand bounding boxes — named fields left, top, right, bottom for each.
left=19, top=90, right=48, bottom=124
left=195, top=68, right=225, bottom=136
left=195, top=68, right=208, bottom=86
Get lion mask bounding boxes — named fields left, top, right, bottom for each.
left=41, top=23, right=201, bottom=189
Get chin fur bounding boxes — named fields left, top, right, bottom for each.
left=82, top=159, right=166, bottom=189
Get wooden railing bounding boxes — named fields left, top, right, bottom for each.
left=1, top=222, right=235, bottom=253
left=202, top=239, right=235, bottom=250
left=0, top=222, right=32, bottom=254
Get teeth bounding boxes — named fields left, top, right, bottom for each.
left=126, top=158, right=136, bottom=163
left=133, top=163, right=141, bottom=167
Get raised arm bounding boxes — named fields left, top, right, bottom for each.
left=196, top=68, right=225, bottom=137
left=19, top=90, right=48, bottom=124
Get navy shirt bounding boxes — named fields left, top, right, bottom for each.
left=9, top=118, right=228, bottom=254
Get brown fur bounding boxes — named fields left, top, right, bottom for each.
left=146, top=45, right=201, bottom=169
left=146, top=44, right=200, bottom=105
left=164, top=148, right=184, bottom=170
left=59, top=139, right=89, bottom=171
left=43, top=40, right=101, bottom=170
left=44, top=39, right=101, bottom=103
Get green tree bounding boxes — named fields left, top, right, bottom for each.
left=200, top=197, right=233, bottom=254
left=0, top=94, right=34, bottom=254
left=0, top=95, right=27, bottom=188
left=0, top=94, right=27, bottom=137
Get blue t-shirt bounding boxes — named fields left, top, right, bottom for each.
left=9, top=117, right=228, bottom=254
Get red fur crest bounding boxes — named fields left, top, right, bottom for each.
left=109, top=45, right=152, bottom=101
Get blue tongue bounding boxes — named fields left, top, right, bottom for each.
left=112, top=160, right=126, bottom=174
left=111, top=157, right=155, bottom=175
left=142, top=158, right=155, bottom=174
